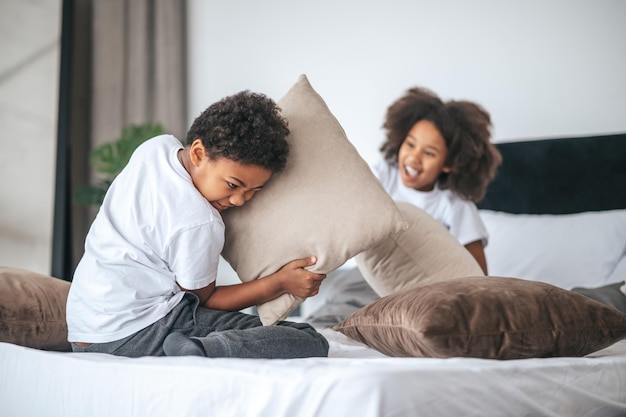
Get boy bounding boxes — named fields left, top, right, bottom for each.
left=66, top=91, right=329, bottom=358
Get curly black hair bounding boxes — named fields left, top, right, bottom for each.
left=186, top=90, right=290, bottom=173
left=380, top=87, right=502, bottom=202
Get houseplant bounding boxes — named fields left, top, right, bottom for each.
left=73, top=123, right=165, bottom=206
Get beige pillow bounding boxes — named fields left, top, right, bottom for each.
left=356, top=201, right=484, bottom=296
left=0, top=267, right=71, bottom=351
left=334, top=276, right=626, bottom=359
left=221, top=75, right=407, bottom=325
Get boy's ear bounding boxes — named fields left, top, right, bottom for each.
left=189, top=139, right=206, bottom=166
left=442, top=166, right=452, bottom=173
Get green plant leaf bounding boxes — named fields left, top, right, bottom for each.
left=73, top=180, right=111, bottom=206
left=73, top=122, right=165, bottom=206
left=90, top=123, right=165, bottom=177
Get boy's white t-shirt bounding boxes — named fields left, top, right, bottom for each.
left=373, top=159, right=488, bottom=247
left=67, top=134, right=225, bottom=343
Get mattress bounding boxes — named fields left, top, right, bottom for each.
left=2, top=329, right=626, bottom=417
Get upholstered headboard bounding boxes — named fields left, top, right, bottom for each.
left=478, top=133, right=626, bottom=214
left=476, top=132, right=626, bottom=290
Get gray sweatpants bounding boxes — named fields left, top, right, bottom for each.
left=71, top=293, right=329, bottom=358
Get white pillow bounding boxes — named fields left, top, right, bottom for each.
left=610, top=255, right=626, bottom=283
left=221, top=75, right=407, bottom=325
left=480, top=209, right=626, bottom=289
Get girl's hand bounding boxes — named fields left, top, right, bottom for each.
left=275, top=256, right=326, bottom=298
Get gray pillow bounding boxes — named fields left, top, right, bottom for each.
left=303, top=267, right=379, bottom=328
left=571, top=281, right=626, bottom=313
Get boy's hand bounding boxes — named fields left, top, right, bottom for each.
left=277, top=256, right=326, bottom=298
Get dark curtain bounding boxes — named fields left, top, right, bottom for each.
left=52, top=0, right=187, bottom=281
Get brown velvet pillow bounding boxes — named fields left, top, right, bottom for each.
left=334, top=276, right=626, bottom=359
left=0, top=267, right=71, bottom=351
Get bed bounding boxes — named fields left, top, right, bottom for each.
left=2, top=132, right=625, bottom=417
left=1, top=75, right=626, bottom=417
left=1, top=329, right=626, bottom=417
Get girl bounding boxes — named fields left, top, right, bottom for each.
left=374, top=87, right=501, bottom=274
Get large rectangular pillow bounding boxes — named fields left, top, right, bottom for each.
left=221, top=75, right=407, bottom=325
left=334, top=276, right=626, bottom=359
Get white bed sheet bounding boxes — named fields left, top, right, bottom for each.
left=2, top=329, right=626, bottom=417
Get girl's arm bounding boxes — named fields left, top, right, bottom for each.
left=464, top=240, right=488, bottom=275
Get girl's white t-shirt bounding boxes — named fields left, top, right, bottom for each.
left=67, top=134, right=225, bottom=343
left=373, top=159, right=488, bottom=247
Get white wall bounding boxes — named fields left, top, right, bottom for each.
left=7, top=2, right=622, bottom=279
left=187, top=0, right=626, bottom=286
left=187, top=0, right=626, bottom=166
left=0, top=0, right=61, bottom=275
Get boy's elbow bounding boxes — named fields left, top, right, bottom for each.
left=180, top=282, right=215, bottom=306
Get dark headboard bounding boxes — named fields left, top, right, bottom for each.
left=477, top=133, right=626, bottom=215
